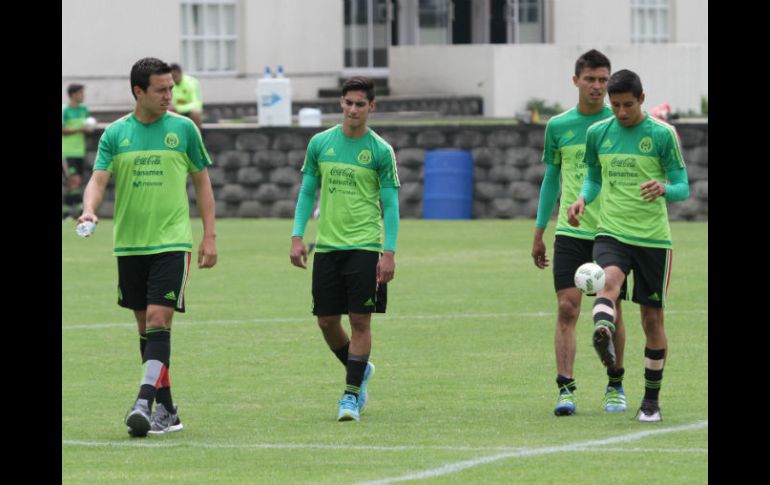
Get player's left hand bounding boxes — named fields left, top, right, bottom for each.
left=640, top=180, right=666, bottom=202
left=198, top=235, right=218, bottom=268
left=377, top=251, right=395, bottom=284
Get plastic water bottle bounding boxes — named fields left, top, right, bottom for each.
left=276, top=65, right=284, bottom=78
left=76, top=221, right=96, bottom=238
left=263, top=66, right=272, bottom=78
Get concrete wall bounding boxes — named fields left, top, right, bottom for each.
left=70, top=122, right=707, bottom=221
left=389, top=43, right=708, bottom=116
left=62, top=0, right=343, bottom=107
left=551, top=0, right=631, bottom=45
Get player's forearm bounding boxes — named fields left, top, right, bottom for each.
left=292, top=174, right=319, bottom=237
left=380, top=187, right=400, bottom=252
left=82, top=171, right=110, bottom=214
left=191, top=170, right=217, bottom=238
left=664, top=167, right=690, bottom=202
left=535, top=163, right=560, bottom=229
left=579, top=164, right=602, bottom=205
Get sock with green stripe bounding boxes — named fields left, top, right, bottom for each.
left=344, top=353, right=369, bottom=398
left=643, top=347, right=665, bottom=401
left=592, top=297, right=616, bottom=331
left=607, top=367, right=625, bottom=389
left=556, top=374, right=576, bottom=393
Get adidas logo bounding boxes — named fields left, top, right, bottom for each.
left=324, top=148, right=336, bottom=157
left=601, top=139, right=613, bottom=149
left=565, top=130, right=575, bottom=139
left=648, top=293, right=660, bottom=302
left=364, top=297, right=374, bottom=306
left=120, top=138, right=131, bottom=147
left=164, top=291, right=177, bottom=301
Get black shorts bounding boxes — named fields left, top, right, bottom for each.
left=65, top=158, right=84, bottom=177
left=312, top=250, right=387, bottom=316
left=117, top=251, right=192, bottom=312
left=593, top=236, right=672, bottom=308
left=553, top=235, right=627, bottom=299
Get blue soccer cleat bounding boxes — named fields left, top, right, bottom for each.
left=603, top=386, right=627, bottom=412
left=337, top=394, right=360, bottom=422
left=358, top=362, right=375, bottom=413
left=554, top=389, right=576, bottom=416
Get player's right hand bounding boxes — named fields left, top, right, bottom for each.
left=77, top=211, right=99, bottom=225
left=531, top=239, right=549, bottom=269
left=567, top=198, right=585, bottom=227
left=290, top=237, right=308, bottom=269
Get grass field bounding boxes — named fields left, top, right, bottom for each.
left=62, top=219, right=708, bottom=484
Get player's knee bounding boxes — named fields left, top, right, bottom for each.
left=348, top=315, right=371, bottom=333
left=317, top=316, right=339, bottom=331
left=557, top=298, right=580, bottom=323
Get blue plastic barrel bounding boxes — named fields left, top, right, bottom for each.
left=423, top=149, right=474, bottom=219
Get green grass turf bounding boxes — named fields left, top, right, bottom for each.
left=62, top=219, right=707, bottom=484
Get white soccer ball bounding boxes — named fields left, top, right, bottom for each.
left=574, top=262, right=605, bottom=295
left=84, top=117, right=97, bottom=129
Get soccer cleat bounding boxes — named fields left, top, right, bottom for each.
left=148, top=403, right=184, bottom=435
left=592, top=323, right=616, bottom=368
left=603, top=386, right=627, bottom=412
left=125, top=399, right=151, bottom=437
left=637, top=398, right=662, bottom=422
left=358, top=362, right=375, bottom=413
left=554, top=389, right=576, bottom=416
left=337, top=394, right=360, bottom=422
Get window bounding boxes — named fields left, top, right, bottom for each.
left=631, top=0, right=670, bottom=44
left=180, top=0, right=238, bottom=73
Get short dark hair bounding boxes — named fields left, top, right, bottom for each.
left=341, top=76, right=375, bottom=101
left=170, top=63, right=182, bottom=72
left=130, top=57, right=172, bottom=100
left=607, top=69, right=644, bottom=99
left=67, top=83, right=84, bottom=97
left=574, top=49, right=611, bottom=77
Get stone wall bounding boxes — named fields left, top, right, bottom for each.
left=74, top=121, right=708, bottom=221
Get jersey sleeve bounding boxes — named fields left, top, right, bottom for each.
left=377, top=143, right=400, bottom=188
left=301, top=136, right=320, bottom=176
left=659, top=125, right=686, bottom=172
left=93, top=129, right=114, bottom=171
left=541, top=120, right=561, bottom=166
left=186, top=121, right=212, bottom=172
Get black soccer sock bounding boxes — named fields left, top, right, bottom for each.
left=592, top=297, right=616, bottom=331
left=644, top=348, right=665, bottom=401
left=332, top=341, right=350, bottom=366
left=136, top=328, right=171, bottom=406
left=344, top=353, right=369, bottom=397
left=607, top=367, right=625, bottom=389
left=556, top=374, right=576, bottom=393
left=139, top=333, right=147, bottom=362
left=155, top=386, right=175, bottom=412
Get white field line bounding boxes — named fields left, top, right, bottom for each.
left=61, top=309, right=708, bottom=330
left=351, top=420, right=708, bottom=485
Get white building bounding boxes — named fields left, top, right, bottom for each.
left=62, top=0, right=707, bottom=116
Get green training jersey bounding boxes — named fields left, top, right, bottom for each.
left=62, top=104, right=89, bottom=157
left=585, top=114, right=686, bottom=249
left=172, top=74, right=203, bottom=114
left=301, top=124, right=400, bottom=252
left=542, top=105, right=614, bottom=239
left=93, top=112, right=212, bottom=256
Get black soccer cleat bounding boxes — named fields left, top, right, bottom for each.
left=592, top=324, right=616, bottom=368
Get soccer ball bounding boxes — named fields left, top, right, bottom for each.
left=84, top=117, right=97, bottom=129
left=574, top=262, right=605, bottom=295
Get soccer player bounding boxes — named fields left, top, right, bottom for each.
left=289, top=76, right=400, bottom=422
left=78, top=57, right=218, bottom=437
left=170, top=63, right=203, bottom=129
left=62, top=83, right=94, bottom=219
left=567, top=69, right=690, bottom=422
left=532, top=49, right=628, bottom=416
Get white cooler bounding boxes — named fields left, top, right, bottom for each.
left=257, top=77, right=292, bottom=126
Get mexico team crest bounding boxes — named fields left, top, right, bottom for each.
left=638, top=136, right=653, bottom=153
left=164, top=132, right=180, bottom=148
left=357, top=149, right=373, bottom=165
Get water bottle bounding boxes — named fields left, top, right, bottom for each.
left=76, top=221, right=96, bottom=238
left=263, top=66, right=272, bottom=78
left=276, top=65, right=284, bottom=78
